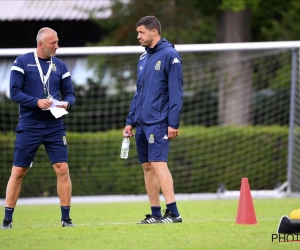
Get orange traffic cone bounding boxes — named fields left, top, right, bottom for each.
left=236, top=178, right=257, bottom=225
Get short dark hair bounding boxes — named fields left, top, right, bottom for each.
left=136, top=16, right=161, bottom=35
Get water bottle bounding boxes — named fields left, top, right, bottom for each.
left=120, top=136, right=130, bottom=159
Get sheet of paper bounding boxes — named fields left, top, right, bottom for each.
left=49, top=99, right=69, bottom=118
left=50, top=99, right=68, bottom=108
left=49, top=107, right=68, bottom=118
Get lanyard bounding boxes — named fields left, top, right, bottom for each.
left=34, top=50, right=53, bottom=99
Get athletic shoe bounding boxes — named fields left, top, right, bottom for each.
left=277, top=215, right=300, bottom=234
left=0, top=219, right=12, bottom=229
left=160, top=209, right=182, bottom=223
left=61, top=218, right=75, bottom=227
left=137, top=214, right=162, bottom=224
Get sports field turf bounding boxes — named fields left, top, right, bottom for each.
left=0, top=198, right=299, bottom=249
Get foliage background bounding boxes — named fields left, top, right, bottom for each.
left=0, top=126, right=288, bottom=198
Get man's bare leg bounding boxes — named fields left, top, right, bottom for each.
left=5, top=166, right=28, bottom=208
left=1, top=166, right=28, bottom=228
left=151, top=161, right=175, bottom=204
left=53, top=162, right=72, bottom=206
left=53, top=162, right=74, bottom=226
left=142, top=162, right=160, bottom=206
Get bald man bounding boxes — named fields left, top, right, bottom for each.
left=1, top=27, right=75, bottom=229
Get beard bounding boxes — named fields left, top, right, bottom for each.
left=139, top=39, right=151, bottom=47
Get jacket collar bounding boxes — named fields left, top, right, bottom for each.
left=145, top=38, right=171, bottom=53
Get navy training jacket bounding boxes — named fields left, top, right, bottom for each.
left=126, top=38, right=183, bottom=129
left=10, top=52, right=75, bottom=123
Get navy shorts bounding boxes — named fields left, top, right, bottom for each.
left=13, top=121, right=68, bottom=167
left=135, top=122, right=170, bottom=163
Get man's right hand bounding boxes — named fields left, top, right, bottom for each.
left=37, top=99, right=52, bottom=110
left=123, top=125, right=134, bottom=137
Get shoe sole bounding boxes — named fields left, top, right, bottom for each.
left=62, top=224, right=75, bottom=227
left=0, top=225, right=12, bottom=229
left=160, top=219, right=182, bottom=223
left=137, top=220, right=161, bottom=224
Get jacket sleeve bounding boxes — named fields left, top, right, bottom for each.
left=10, top=58, right=39, bottom=107
left=60, top=64, right=75, bottom=108
left=126, top=91, right=138, bottom=127
left=166, top=52, right=183, bottom=129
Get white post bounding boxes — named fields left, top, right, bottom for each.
left=287, top=48, right=298, bottom=194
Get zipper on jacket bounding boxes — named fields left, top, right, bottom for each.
left=137, top=54, right=150, bottom=124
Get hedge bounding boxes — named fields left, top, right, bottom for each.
left=0, top=125, right=288, bottom=198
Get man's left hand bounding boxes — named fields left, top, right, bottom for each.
left=168, top=127, right=179, bottom=139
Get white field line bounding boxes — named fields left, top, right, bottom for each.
left=0, top=191, right=289, bottom=206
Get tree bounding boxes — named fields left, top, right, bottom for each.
left=217, top=1, right=255, bottom=125
left=251, top=0, right=300, bottom=41
left=92, top=0, right=214, bottom=46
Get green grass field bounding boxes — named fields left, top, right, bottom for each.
left=0, top=198, right=299, bottom=249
